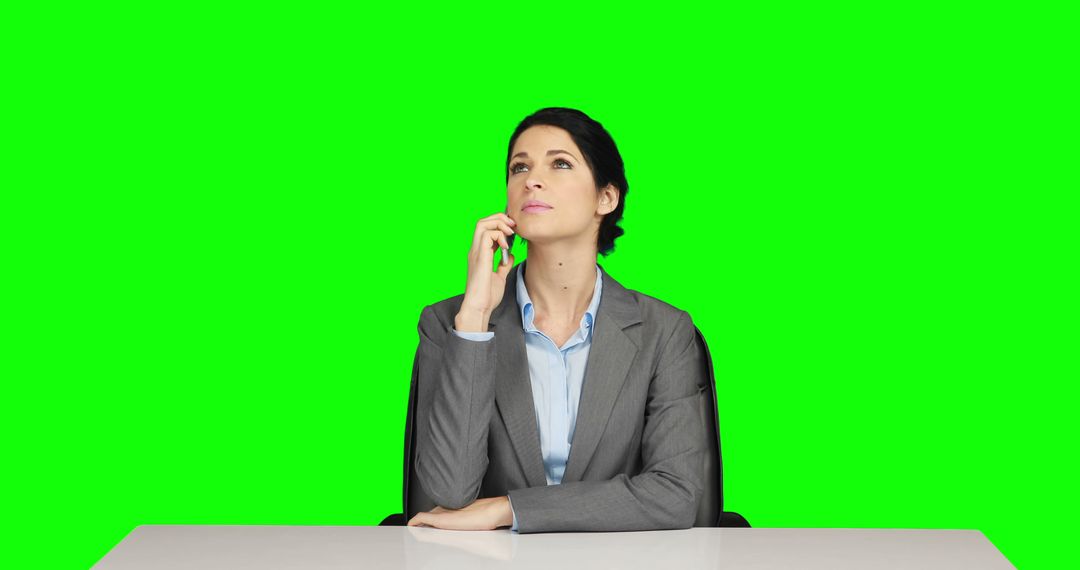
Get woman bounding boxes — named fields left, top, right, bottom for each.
left=406, top=107, right=709, bottom=533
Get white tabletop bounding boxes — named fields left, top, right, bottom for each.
left=92, top=525, right=1015, bottom=569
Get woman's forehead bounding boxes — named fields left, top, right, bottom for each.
left=513, top=127, right=582, bottom=160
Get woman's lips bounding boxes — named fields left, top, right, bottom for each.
left=522, top=205, right=553, bottom=213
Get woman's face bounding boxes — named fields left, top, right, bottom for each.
left=507, top=125, right=614, bottom=250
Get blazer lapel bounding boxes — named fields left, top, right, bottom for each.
left=491, top=261, right=643, bottom=488
left=561, top=263, right=642, bottom=483
left=491, top=263, right=547, bottom=488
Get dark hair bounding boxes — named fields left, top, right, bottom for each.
left=505, top=107, right=628, bottom=257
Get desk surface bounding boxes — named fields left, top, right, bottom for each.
left=92, top=525, right=1015, bottom=569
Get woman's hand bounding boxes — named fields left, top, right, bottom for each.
left=406, top=496, right=514, bottom=531
left=455, top=212, right=517, bottom=332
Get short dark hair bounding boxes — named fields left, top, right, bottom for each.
left=505, top=107, right=628, bottom=257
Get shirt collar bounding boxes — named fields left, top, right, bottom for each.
left=517, top=259, right=603, bottom=335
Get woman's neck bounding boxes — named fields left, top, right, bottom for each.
left=522, top=246, right=598, bottom=324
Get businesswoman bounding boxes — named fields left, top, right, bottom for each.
left=407, top=107, right=710, bottom=533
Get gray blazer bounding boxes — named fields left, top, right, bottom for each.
left=414, top=261, right=708, bottom=533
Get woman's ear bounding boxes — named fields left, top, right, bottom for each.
left=598, top=184, right=620, bottom=215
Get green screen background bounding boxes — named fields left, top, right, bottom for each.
left=3, top=4, right=1075, bottom=569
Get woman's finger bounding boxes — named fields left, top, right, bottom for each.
left=488, top=230, right=509, bottom=251
left=475, top=230, right=508, bottom=260
left=475, top=218, right=515, bottom=236
left=472, top=221, right=515, bottom=252
left=481, top=212, right=517, bottom=228
left=408, top=513, right=436, bottom=528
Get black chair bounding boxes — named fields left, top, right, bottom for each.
left=381, top=325, right=750, bottom=528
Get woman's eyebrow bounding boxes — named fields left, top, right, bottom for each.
left=511, top=149, right=578, bottom=161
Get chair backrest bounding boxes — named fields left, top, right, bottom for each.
left=402, top=347, right=431, bottom=520
left=694, top=325, right=724, bottom=526
left=400, top=326, right=726, bottom=526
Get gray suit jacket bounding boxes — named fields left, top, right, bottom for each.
left=414, top=261, right=708, bottom=533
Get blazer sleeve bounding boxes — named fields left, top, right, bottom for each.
left=506, top=310, right=708, bottom=533
left=413, top=304, right=497, bottom=509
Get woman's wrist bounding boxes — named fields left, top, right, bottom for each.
left=454, top=309, right=491, bottom=333
left=498, top=495, right=513, bottom=528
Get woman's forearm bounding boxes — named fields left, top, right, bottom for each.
left=454, top=307, right=491, bottom=333
left=415, top=305, right=497, bottom=509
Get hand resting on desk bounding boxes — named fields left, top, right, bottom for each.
left=407, top=495, right=514, bottom=530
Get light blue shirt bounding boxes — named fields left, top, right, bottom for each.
left=451, top=260, right=603, bottom=532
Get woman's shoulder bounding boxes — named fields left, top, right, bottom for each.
left=419, top=293, right=468, bottom=329
left=422, top=289, right=689, bottom=320
left=417, top=282, right=695, bottom=341
left=626, top=286, right=691, bottom=317
left=618, top=287, right=707, bottom=372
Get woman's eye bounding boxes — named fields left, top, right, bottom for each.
left=510, top=159, right=572, bottom=175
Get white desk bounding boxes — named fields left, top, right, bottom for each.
left=92, top=525, right=1015, bottom=569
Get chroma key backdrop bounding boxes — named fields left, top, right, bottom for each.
left=3, top=3, right=1074, bottom=569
